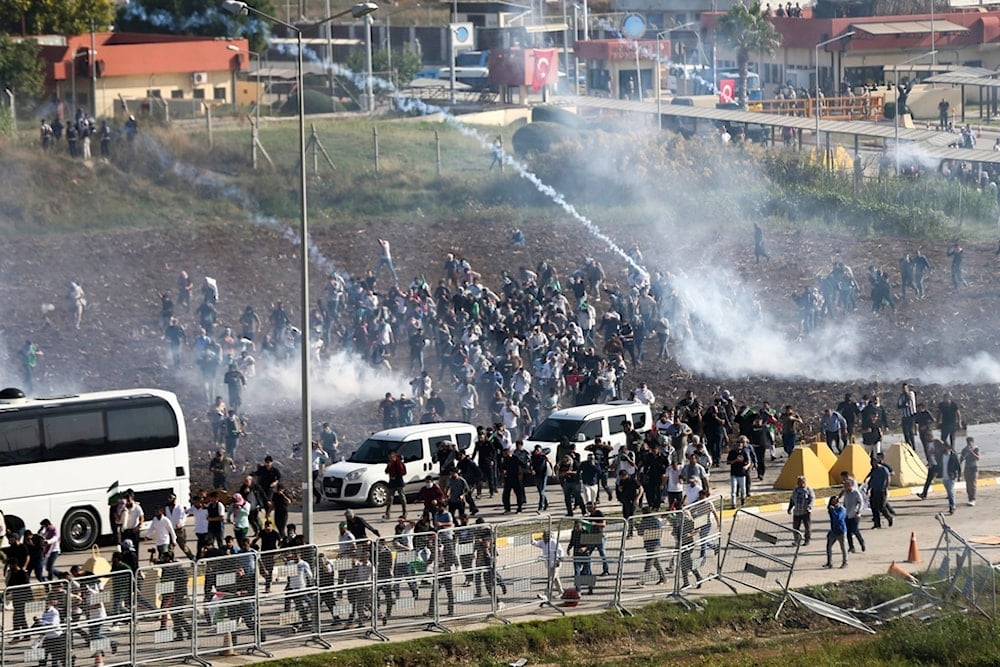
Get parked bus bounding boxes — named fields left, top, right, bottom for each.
left=0, top=387, right=190, bottom=550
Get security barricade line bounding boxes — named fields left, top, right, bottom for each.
left=314, top=539, right=381, bottom=641
left=552, top=516, right=625, bottom=611
left=617, top=509, right=683, bottom=611
left=254, top=544, right=328, bottom=652
left=493, top=515, right=563, bottom=617
left=374, top=530, right=445, bottom=637
left=719, top=510, right=801, bottom=616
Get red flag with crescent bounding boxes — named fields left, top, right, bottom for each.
left=532, top=49, right=557, bottom=93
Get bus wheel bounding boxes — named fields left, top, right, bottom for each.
left=368, top=483, right=389, bottom=508
left=62, top=508, right=99, bottom=551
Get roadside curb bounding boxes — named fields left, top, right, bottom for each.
left=719, top=476, right=1000, bottom=519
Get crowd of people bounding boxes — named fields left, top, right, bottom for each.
left=39, top=108, right=138, bottom=161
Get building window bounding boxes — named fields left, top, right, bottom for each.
left=213, top=87, right=227, bottom=101
left=170, top=90, right=184, bottom=99
left=193, top=88, right=205, bottom=99
left=148, top=89, right=162, bottom=98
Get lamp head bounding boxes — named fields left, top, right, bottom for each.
left=351, top=1, right=379, bottom=18
left=222, top=0, right=250, bottom=16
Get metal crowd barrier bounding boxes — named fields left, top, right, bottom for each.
left=314, top=539, right=378, bottom=641
left=0, top=502, right=812, bottom=661
left=253, top=544, right=326, bottom=653
left=719, top=509, right=801, bottom=617
left=493, top=515, right=562, bottom=617
left=925, top=513, right=997, bottom=618
left=551, top=515, right=625, bottom=611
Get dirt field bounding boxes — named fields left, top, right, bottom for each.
left=4, top=149, right=1000, bottom=496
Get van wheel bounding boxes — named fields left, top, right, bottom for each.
left=62, top=508, right=100, bottom=551
left=368, top=483, right=389, bottom=508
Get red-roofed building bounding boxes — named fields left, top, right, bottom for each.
left=38, top=32, right=249, bottom=119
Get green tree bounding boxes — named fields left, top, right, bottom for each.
left=115, top=0, right=275, bottom=53
left=346, top=46, right=423, bottom=89
left=0, top=0, right=115, bottom=36
left=0, top=35, right=44, bottom=98
left=717, top=1, right=781, bottom=106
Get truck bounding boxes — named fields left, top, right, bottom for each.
left=437, top=50, right=491, bottom=91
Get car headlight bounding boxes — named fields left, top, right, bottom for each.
left=346, top=469, right=363, bottom=481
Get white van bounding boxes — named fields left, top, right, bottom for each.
left=321, top=422, right=478, bottom=507
left=525, top=401, right=653, bottom=461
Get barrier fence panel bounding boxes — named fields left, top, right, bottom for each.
left=194, top=549, right=266, bottom=657
left=551, top=515, right=626, bottom=611
left=675, top=496, right=725, bottom=596
left=70, top=570, right=137, bottom=667
left=131, top=559, right=196, bottom=666
left=2, top=582, right=72, bottom=667
left=617, top=508, right=682, bottom=612
left=924, top=513, right=997, bottom=618
left=314, top=538, right=379, bottom=640
left=437, top=521, right=499, bottom=628
left=719, top=509, right=801, bottom=616
left=494, top=515, right=563, bottom=617
left=255, top=544, right=326, bottom=651
left=373, top=529, right=441, bottom=637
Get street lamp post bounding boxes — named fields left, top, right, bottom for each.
left=365, top=15, right=375, bottom=111
left=893, top=50, right=937, bottom=175
left=814, top=31, right=855, bottom=150
left=655, top=31, right=668, bottom=129
left=221, top=0, right=378, bottom=544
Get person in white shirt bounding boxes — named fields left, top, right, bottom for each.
left=374, top=238, right=398, bottom=284
left=145, top=506, right=177, bottom=556
left=187, top=496, right=210, bottom=555
left=531, top=532, right=564, bottom=596
left=500, top=403, right=521, bottom=441
left=120, top=493, right=144, bottom=548
left=457, top=381, right=478, bottom=423
left=35, top=595, right=66, bottom=666
left=164, top=494, right=193, bottom=560
left=286, top=551, right=315, bottom=628
left=634, top=383, right=656, bottom=406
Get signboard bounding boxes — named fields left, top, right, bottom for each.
left=719, top=78, right=736, bottom=103
left=450, top=22, right=474, bottom=50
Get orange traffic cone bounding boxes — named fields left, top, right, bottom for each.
left=888, top=560, right=918, bottom=584
left=906, top=531, right=921, bottom=563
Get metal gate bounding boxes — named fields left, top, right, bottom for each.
left=924, top=513, right=997, bottom=618
left=551, top=515, right=626, bottom=611
left=315, top=538, right=380, bottom=641
left=193, top=549, right=266, bottom=657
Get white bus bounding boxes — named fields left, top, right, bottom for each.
left=0, top=387, right=190, bottom=551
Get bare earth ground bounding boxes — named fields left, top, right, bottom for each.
left=4, top=196, right=1000, bottom=496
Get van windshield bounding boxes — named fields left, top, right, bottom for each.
left=350, top=437, right=399, bottom=464
left=531, top=418, right=585, bottom=442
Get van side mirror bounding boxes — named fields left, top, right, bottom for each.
left=574, top=434, right=587, bottom=442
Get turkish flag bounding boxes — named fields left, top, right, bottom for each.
left=719, top=78, right=736, bottom=104
left=532, top=49, right=557, bottom=93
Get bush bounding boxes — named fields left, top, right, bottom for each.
left=279, top=89, right=348, bottom=116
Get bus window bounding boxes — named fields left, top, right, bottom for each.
left=0, top=419, right=41, bottom=466
left=107, top=404, right=178, bottom=450
left=44, top=411, right=104, bottom=460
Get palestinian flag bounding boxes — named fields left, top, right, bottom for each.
left=107, top=481, right=122, bottom=506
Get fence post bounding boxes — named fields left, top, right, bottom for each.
left=435, top=130, right=441, bottom=177
left=373, top=126, right=380, bottom=175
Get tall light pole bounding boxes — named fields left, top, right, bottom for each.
left=222, top=0, right=378, bottom=544
left=655, top=30, right=668, bottom=128
left=814, top=31, right=855, bottom=149
left=365, top=14, right=375, bottom=111
left=893, top=50, right=937, bottom=175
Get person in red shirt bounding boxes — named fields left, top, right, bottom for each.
left=385, top=452, right=408, bottom=519
left=416, top=475, right=445, bottom=512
